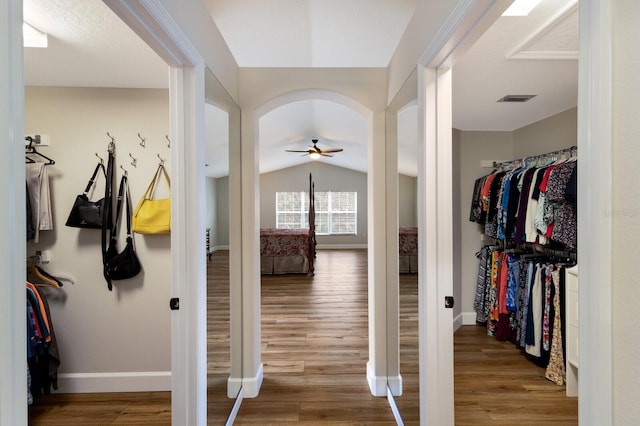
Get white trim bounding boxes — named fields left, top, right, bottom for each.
left=461, top=312, right=478, bottom=326
left=241, top=363, right=263, bottom=398
left=387, top=387, right=405, bottom=426
left=103, top=0, right=199, bottom=66
left=55, top=372, right=171, bottom=393
left=419, top=0, right=511, bottom=69
left=505, top=0, right=578, bottom=60
left=577, top=0, right=612, bottom=424
left=507, top=50, right=578, bottom=60
left=1, top=1, right=27, bottom=425
left=387, top=374, right=403, bottom=396
left=225, top=388, right=244, bottom=426
left=227, top=378, right=243, bottom=399
left=366, top=361, right=388, bottom=397
left=170, top=65, right=207, bottom=426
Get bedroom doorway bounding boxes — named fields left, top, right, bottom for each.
left=250, top=92, right=381, bottom=413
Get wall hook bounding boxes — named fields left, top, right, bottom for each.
left=95, top=153, right=104, bottom=164
left=166, top=134, right=171, bottom=148
left=129, top=153, right=137, bottom=167
left=106, top=132, right=116, bottom=154
left=138, top=133, right=146, bottom=148
left=120, top=165, right=128, bottom=176
left=157, top=153, right=166, bottom=166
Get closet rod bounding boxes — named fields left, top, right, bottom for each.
left=493, top=145, right=577, bottom=170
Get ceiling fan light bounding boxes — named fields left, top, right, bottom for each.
left=309, top=152, right=321, bottom=160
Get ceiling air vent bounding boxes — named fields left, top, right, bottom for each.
left=497, top=94, right=536, bottom=103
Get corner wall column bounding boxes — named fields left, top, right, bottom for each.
left=417, top=65, right=454, bottom=425
left=170, top=64, right=207, bottom=426
left=0, top=0, right=27, bottom=424
left=367, top=111, right=389, bottom=396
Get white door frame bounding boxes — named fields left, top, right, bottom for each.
left=0, top=0, right=27, bottom=425
left=411, top=0, right=614, bottom=423
left=100, top=2, right=208, bottom=424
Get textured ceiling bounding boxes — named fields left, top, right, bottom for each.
left=23, top=0, right=578, bottom=177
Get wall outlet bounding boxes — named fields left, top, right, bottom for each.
left=25, top=134, right=51, bottom=146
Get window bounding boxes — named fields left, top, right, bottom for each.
left=276, top=191, right=357, bottom=235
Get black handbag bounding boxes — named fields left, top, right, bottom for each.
left=65, top=162, right=109, bottom=229
left=105, top=174, right=141, bottom=284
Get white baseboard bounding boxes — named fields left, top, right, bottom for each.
left=387, top=374, right=403, bottom=396
left=241, top=363, right=263, bottom=398
left=366, top=361, right=387, bottom=397
left=55, top=371, right=171, bottom=393
left=461, top=311, right=477, bottom=325
left=227, top=377, right=243, bottom=399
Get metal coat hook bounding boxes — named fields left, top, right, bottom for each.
left=95, top=153, right=104, bottom=164
left=138, top=133, right=146, bottom=148
left=157, top=153, right=166, bottom=166
left=165, top=134, right=171, bottom=148
left=129, top=153, right=137, bottom=167
left=106, top=132, right=116, bottom=154
left=120, top=165, right=128, bottom=176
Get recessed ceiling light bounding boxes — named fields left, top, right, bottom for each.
left=497, top=94, right=537, bottom=103
left=502, top=0, right=543, bottom=16
left=23, top=22, right=48, bottom=48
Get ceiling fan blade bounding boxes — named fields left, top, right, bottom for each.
left=286, top=149, right=310, bottom=153
left=321, top=153, right=333, bottom=157
left=321, top=148, right=343, bottom=153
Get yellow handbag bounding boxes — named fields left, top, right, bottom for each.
left=132, top=164, right=171, bottom=234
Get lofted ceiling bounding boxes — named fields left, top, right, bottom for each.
left=22, top=0, right=578, bottom=178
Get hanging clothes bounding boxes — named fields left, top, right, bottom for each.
left=26, top=162, right=53, bottom=243
left=469, top=153, right=577, bottom=248
left=26, top=282, right=61, bottom=403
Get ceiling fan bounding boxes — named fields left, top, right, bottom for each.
left=285, top=139, right=344, bottom=159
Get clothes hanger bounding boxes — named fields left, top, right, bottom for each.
left=27, top=265, right=60, bottom=288
left=25, top=136, right=55, bottom=165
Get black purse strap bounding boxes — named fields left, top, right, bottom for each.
left=101, top=148, right=115, bottom=291
left=83, top=162, right=106, bottom=195
left=111, top=174, right=132, bottom=238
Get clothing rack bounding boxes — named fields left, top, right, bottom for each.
left=493, top=145, right=577, bottom=170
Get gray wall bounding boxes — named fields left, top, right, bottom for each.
left=513, top=107, right=577, bottom=158
left=260, top=162, right=368, bottom=246
left=215, top=176, right=230, bottom=247
left=398, top=174, right=417, bottom=227
left=456, top=107, right=577, bottom=319
left=205, top=176, right=217, bottom=248
left=456, top=130, right=513, bottom=318
left=25, top=86, right=171, bottom=382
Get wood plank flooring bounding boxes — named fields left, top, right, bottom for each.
left=28, top=249, right=577, bottom=425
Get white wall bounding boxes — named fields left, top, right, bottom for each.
left=612, top=0, right=640, bottom=421
left=25, top=86, right=171, bottom=391
left=260, top=162, right=368, bottom=246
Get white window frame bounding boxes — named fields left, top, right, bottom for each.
left=276, top=191, right=357, bottom=235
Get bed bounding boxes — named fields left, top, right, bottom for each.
left=399, top=227, right=418, bottom=274
left=260, top=173, right=316, bottom=275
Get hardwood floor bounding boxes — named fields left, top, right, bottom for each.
left=28, top=249, right=577, bottom=425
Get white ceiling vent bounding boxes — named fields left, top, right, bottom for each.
left=496, top=94, right=537, bottom=103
